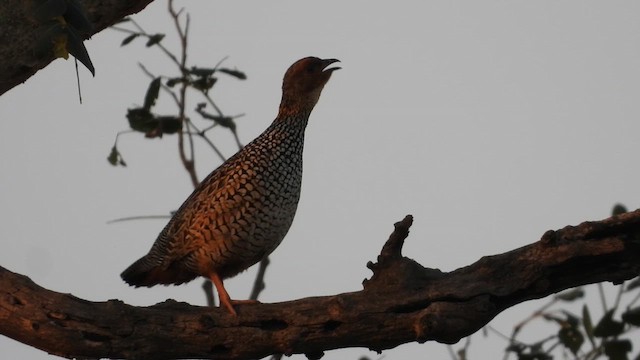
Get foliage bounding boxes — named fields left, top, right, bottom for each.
left=106, top=1, right=245, bottom=175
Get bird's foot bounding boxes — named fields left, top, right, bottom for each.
left=219, top=298, right=261, bottom=316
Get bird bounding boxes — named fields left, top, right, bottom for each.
left=121, top=57, right=340, bottom=316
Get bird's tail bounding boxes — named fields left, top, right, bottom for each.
left=121, top=256, right=158, bottom=287
left=121, top=255, right=197, bottom=287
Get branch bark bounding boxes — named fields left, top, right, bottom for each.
left=0, top=0, right=155, bottom=95
left=2, top=211, right=640, bottom=359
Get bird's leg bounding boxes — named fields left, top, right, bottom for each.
left=209, top=273, right=237, bottom=316
left=209, top=273, right=262, bottom=316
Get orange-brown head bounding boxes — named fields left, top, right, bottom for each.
left=278, top=57, right=340, bottom=117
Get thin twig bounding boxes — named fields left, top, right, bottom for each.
left=107, top=215, right=171, bottom=224
left=612, top=281, right=625, bottom=311
left=249, top=257, right=270, bottom=301
left=109, top=26, right=138, bottom=35
left=597, top=283, right=608, bottom=313
left=185, top=120, right=227, bottom=162
left=202, top=280, right=215, bottom=307
left=168, top=0, right=198, bottom=188
left=446, top=345, right=458, bottom=360
left=129, top=18, right=181, bottom=68
left=202, top=92, right=225, bottom=117
left=628, top=288, right=640, bottom=308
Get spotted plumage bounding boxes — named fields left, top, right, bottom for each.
left=121, top=57, right=340, bottom=315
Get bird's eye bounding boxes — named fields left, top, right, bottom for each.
left=306, top=64, right=317, bottom=73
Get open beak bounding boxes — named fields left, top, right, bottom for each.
left=321, top=58, right=341, bottom=73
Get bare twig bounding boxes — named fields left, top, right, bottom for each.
left=167, top=0, right=198, bottom=188
left=107, top=215, right=171, bottom=224
left=249, top=257, right=270, bottom=301
left=128, top=18, right=181, bottom=68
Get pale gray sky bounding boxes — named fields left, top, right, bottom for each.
left=2, top=1, right=640, bottom=359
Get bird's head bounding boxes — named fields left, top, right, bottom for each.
left=279, top=57, right=340, bottom=116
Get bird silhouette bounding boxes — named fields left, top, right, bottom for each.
left=121, top=57, right=340, bottom=315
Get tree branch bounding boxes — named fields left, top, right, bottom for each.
left=0, top=0, right=155, bottom=95
left=2, top=211, right=640, bottom=359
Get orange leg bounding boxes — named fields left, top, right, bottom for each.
left=209, top=273, right=261, bottom=316
left=209, top=273, right=237, bottom=316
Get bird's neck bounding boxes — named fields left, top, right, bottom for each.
left=276, top=89, right=322, bottom=119
left=270, top=110, right=311, bottom=135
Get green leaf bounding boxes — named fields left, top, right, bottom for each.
left=191, top=76, right=217, bottom=92
left=188, top=67, right=216, bottom=77
left=217, top=67, right=247, bottom=80
left=594, top=309, right=625, bottom=338
left=143, top=78, right=161, bottom=110
left=66, top=25, right=95, bottom=76
left=145, top=33, right=165, bottom=47
left=126, top=108, right=182, bottom=138
left=195, top=104, right=236, bottom=130
left=107, top=145, right=126, bottom=167
left=52, top=32, right=69, bottom=59
left=127, top=108, right=157, bottom=133
left=603, top=339, right=632, bottom=360
left=156, top=116, right=182, bottom=135
left=166, top=77, right=185, bottom=87
left=556, top=288, right=584, bottom=302
left=621, top=306, right=640, bottom=326
left=583, top=305, right=596, bottom=348
left=121, top=33, right=139, bottom=46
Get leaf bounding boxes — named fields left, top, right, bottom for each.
left=143, top=78, right=161, bottom=110
left=192, top=76, right=217, bottom=92
left=188, top=67, right=216, bottom=77
left=621, top=307, right=640, bottom=326
left=156, top=116, right=182, bottom=135
left=594, top=309, right=625, bottom=338
left=107, top=145, right=126, bottom=167
left=556, top=288, right=584, bottom=302
left=127, top=108, right=157, bottom=133
left=66, top=25, right=95, bottom=76
left=126, top=108, right=181, bottom=138
left=583, top=305, right=596, bottom=348
left=603, top=339, right=632, bottom=360
left=558, top=322, right=584, bottom=355
left=195, top=104, right=236, bottom=130
left=165, top=77, right=183, bottom=87
left=121, top=33, right=139, bottom=46
left=217, top=67, right=247, bottom=80
left=107, top=146, right=118, bottom=165
left=52, top=32, right=69, bottom=59
left=145, top=33, right=165, bottom=47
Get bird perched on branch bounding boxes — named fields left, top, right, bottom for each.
left=121, top=57, right=340, bottom=315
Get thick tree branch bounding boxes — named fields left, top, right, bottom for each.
left=0, top=0, right=154, bottom=95
left=1, top=211, right=640, bottom=359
